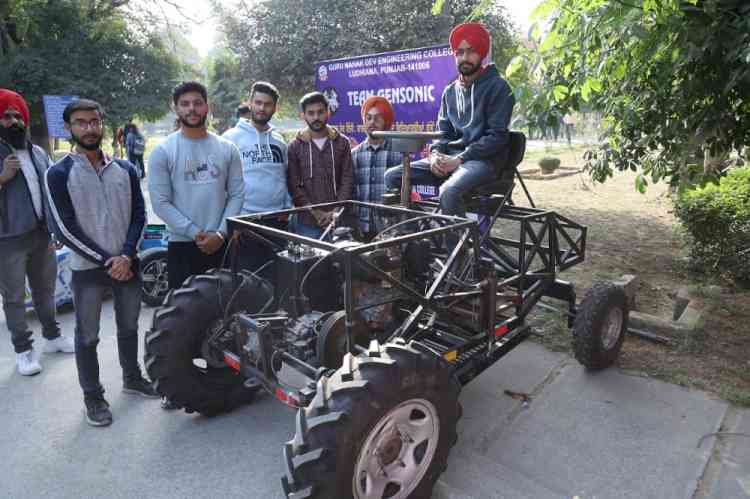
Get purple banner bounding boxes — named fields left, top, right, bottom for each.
left=316, top=44, right=457, bottom=150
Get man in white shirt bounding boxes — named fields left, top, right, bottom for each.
left=0, top=89, right=74, bottom=376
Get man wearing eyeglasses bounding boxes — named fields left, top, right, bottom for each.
left=0, top=89, right=74, bottom=377
left=46, top=99, right=158, bottom=427
left=384, top=22, right=515, bottom=218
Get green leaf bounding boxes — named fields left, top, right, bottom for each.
left=530, top=0, right=559, bottom=21
left=505, top=55, right=525, bottom=79
left=553, top=84, right=569, bottom=102
left=635, top=174, right=648, bottom=194
left=431, top=0, right=446, bottom=16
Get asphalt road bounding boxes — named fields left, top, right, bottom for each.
left=2, top=299, right=748, bottom=499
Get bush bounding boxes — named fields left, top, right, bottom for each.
left=538, top=156, right=561, bottom=173
left=674, top=167, right=750, bottom=285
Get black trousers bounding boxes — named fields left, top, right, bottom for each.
left=167, top=241, right=227, bottom=290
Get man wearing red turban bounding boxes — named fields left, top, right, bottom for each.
left=385, top=22, right=515, bottom=218
left=0, top=89, right=74, bottom=376
left=352, top=95, right=402, bottom=239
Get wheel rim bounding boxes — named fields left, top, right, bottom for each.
left=353, top=398, right=440, bottom=499
left=141, top=259, right=169, bottom=300
left=601, top=307, right=623, bottom=350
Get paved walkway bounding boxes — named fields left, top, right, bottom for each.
left=1, top=302, right=748, bottom=498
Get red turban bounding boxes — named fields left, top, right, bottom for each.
left=0, top=89, right=30, bottom=126
left=449, top=22, right=491, bottom=60
left=361, top=95, right=395, bottom=130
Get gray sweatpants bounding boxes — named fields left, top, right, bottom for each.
left=0, top=227, right=60, bottom=353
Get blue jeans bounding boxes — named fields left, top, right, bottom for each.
left=291, top=216, right=325, bottom=240
left=71, top=268, right=142, bottom=397
left=384, top=158, right=496, bottom=217
left=0, top=228, right=60, bottom=353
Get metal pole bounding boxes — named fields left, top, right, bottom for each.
left=401, top=154, right=412, bottom=208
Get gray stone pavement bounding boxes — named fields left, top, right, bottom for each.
left=1, top=302, right=748, bottom=499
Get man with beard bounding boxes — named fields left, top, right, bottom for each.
left=384, top=22, right=515, bottom=218
left=148, top=81, right=244, bottom=410
left=287, top=91, right=353, bottom=239
left=148, top=81, right=244, bottom=289
left=46, top=99, right=156, bottom=427
left=223, top=81, right=291, bottom=273
left=0, top=89, right=73, bottom=376
left=351, top=96, right=402, bottom=240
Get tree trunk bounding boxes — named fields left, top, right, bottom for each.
left=29, top=100, right=52, bottom=155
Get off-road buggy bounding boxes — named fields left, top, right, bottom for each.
left=144, top=131, right=629, bottom=499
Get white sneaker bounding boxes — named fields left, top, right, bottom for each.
left=17, top=349, right=42, bottom=376
left=43, top=335, right=75, bottom=353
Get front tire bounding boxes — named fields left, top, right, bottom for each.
left=572, top=282, right=629, bottom=369
left=282, top=339, right=461, bottom=499
left=144, top=269, right=273, bottom=416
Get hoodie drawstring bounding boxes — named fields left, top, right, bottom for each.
left=455, top=81, right=475, bottom=129
left=306, top=136, right=337, bottom=197
left=330, top=140, right=337, bottom=197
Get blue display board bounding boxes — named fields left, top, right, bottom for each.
left=42, top=95, right=79, bottom=139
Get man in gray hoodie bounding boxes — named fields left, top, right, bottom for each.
left=385, top=22, right=515, bottom=217
left=148, top=81, right=244, bottom=411
left=223, top=81, right=291, bottom=273
left=148, top=81, right=245, bottom=291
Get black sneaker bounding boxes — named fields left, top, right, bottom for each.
left=84, top=396, right=113, bottom=427
left=123, top=374, right=159, bottom=398
left=160, top=396, right=182, bottom=410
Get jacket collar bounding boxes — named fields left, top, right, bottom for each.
left=296, top=125, right=339, bottom=143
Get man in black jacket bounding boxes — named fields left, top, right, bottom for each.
left=385, top=22, right=515, bottom=217
left=0, top=89, right=73, bottom=376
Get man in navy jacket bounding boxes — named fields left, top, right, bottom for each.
left=46, top=99, right=158, bottom=427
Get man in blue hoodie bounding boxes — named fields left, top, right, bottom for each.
left=223, top=81, right=292, bottom=273
left=385, top=22, right=515, bottom=218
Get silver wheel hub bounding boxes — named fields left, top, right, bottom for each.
left=353, top=399, right=439, bottom=499
left=601, top=307, right=623, bottom=350
left=141, top=259, right=169, bottom=297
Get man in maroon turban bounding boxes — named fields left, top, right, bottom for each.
left=385, top=22, right=515, bottom=219
left=352, top=95, right=402, bottom=239
left=0, top=89, right=74, bottom=376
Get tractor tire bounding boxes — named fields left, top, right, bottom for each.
left=281, top=339, right=461, bottom=499
left=144, top=269, right=273, bottom=416
left=572, top=282, right=629, bottom=370
left=139, top=247, right=169, bottom=307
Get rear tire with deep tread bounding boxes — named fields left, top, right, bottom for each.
left=144, top=269, right=273, bottom=416
left=572, top=282, right=629, bottom=370
left=281, top=339, right=461, bottom=499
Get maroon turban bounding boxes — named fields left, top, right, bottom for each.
left=0, top=89, right=30, bottom=126
left=449, top=22, right=491, bottom=59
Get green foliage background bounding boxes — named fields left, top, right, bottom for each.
left=510, top=0, right=750, bottom=188
left=212, top=0, right=519, bottom=118
left=0, top=0, right=183, bottom=146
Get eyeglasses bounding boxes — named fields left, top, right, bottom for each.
left=71, top=119, right=103, bottom=130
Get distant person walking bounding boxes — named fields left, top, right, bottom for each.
left=125, top=123, right=147, bottom=178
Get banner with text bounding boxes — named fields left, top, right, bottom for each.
left=315, top=45, right=457, bottom=147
